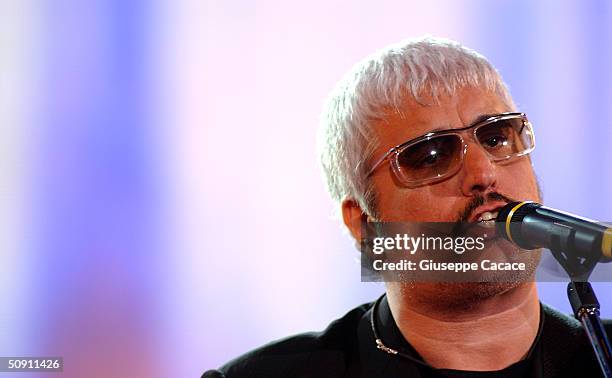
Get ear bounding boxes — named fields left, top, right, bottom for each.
left=341, top=198, right=368, bottom=242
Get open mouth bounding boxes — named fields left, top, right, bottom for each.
left=450, top=202, right=509, bottom=239
left=476, top=210, right=498, bottom=228
left=464, top=203, right=509, bottom=239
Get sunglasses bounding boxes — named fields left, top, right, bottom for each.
left=366, top=112, right=536, bottom=187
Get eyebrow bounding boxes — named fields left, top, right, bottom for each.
left=428, top=113, right=501, bottom=133
left=469, top=113, right=500, bottom=126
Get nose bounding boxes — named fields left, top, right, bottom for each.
left=459, top=141, right=497, bottom=196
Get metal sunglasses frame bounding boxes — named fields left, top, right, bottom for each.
left=365, top=112, right=536, bottom=188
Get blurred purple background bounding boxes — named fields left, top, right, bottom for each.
left=0, top=0, right=610, bottom=377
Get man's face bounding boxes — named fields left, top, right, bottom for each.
left=369, top=86, right=541, bottom=223
left=366, top=86, right=542, bottom=307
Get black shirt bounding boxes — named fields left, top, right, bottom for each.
left=203, top=295, right=611, bottom=377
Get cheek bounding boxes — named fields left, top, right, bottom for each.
left=377, top=186, right=456, bottom=222
left=498, top=160, right=540, bottom=201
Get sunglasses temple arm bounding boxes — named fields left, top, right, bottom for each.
left=364, top=149, right=395, bottom=177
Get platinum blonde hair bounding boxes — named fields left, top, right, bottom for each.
left=317, top=36, right=515, bottom=217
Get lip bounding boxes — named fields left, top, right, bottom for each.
left=468, top=201, right=509, bottom=223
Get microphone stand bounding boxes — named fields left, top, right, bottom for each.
left=549, top=247, right=612, bottom=377
left=567, top=282, right=612, bottom=378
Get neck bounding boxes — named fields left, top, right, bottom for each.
left=385, top=282, right=540, bottom=371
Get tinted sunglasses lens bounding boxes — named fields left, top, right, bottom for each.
left=476, top=117, right=534, bottom=159
left=395, top=135, right=463, bottom=183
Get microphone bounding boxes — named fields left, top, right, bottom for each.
left=496, top=201, right=612, bottom=263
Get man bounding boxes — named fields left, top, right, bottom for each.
left=203, top=37, right=611, bottom=377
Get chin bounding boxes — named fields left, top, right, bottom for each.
left=395, top=251, right=540, bottom=312
left=433, top=282, right=523, bottom=309
left=400, top=281, right=514, bottom=309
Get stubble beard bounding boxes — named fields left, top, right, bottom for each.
left=394, top=279, right=531, bottom=314
left=393, top=191, right=542, bottom=312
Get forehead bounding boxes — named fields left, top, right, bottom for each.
left=372, top=87, right=512, bottom=151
